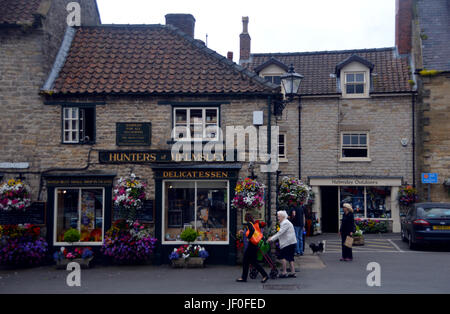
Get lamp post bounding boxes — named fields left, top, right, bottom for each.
left=275, top=64, right=303, bottom=115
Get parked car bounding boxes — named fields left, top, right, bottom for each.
left=401, top=203, right=450, bottom=249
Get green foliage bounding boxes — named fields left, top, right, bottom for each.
left=180, top=228, right=198, bottom=243
left=64, top=228, right=81, bottom=243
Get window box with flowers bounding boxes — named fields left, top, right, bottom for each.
left=168, top=244, right=209, bottom=268
left=53, top=246, right=94, bottom=269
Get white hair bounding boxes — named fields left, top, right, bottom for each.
left=277, top=210, right=288, bottom=219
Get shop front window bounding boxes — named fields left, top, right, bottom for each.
left=339, top=186, right=391, bottom=220
left=163, top=181, right=228, bottom=243
left=55, top=188, right=104, bottom=244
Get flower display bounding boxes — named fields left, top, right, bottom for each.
left=113, top=174, right=147, bottom=221
left=0, top=179, right=31, bottom=211
left=169, top=244, right=209, bottom=260
left=101, top=219, right=157, bottom=264
left=355, top=218, right=388, bottom=234
left=232, top=178, right=265, bottom=211
left=278, top=176, right=311, bottom=208
left=53, top=246, right=94, bottom=262
left=398, top=185, right=418, bottom=206
left=0, top=224, right=48, bottom=266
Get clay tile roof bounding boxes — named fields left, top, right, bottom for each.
left=245, top=48, right=413, bottom=95
left=0, top=0, right=43, bottom=26
left=49, top=25, right=279, bottom=96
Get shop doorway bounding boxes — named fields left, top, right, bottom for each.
left=321, top=187, right=339, bottom=233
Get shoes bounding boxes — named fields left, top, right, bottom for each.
left=287, top=273, right=296, bottom=278
left=344, top=258, right=353, bottom=262
left=261, top=277, right=269, bottom=283
left=340, top=258, right=345, bottom=261
left=278, top=273, right=288, bottom=278
left=236, top=278, right=247, bottom=282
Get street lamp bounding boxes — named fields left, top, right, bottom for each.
left=275, top=64, right=303, bottom=115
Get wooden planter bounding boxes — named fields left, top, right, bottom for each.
left=353, top=236, right=365, bottom=246
left=56, top=257, right=94, bottom=269
left=171, top=257, right=205, bottom=268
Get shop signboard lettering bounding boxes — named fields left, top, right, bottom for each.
left=46, top=177, right=114, bottom=187
left=99, top=150, right=229, bottom=164
left=160, top=170, right=230, bottom=179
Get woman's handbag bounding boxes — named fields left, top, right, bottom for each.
left=344, top=236, right=354, bottom=248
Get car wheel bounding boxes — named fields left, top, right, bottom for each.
left=408, top=233, right=417, bottom=250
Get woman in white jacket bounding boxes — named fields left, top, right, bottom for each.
left=268, top=210, right=298, bottom=278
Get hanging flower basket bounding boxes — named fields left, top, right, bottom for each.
left=113, top=174, right=147, bottom=221
left=278, top=177, right=311, bottom=208
left=232, top=178, right=265, bottom=211
left=0, top=179, right=31, bottom=211
left=398, top=185, right=418, bottom=207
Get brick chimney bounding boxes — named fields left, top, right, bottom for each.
left=239, top=17, right=251, bottom=64
left=395, top=0, right=413, bottom=55
left=165, top=14, right=196, bottom=38
left=227, top=51, right=233, bottom=61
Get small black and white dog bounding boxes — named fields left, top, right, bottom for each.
left=309, top=242, right=324, bottom=254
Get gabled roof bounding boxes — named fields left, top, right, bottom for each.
left=0, top=0, right=44, bottom=26
left=244, top=48, right=413, bottom=95
left=254, top=57, right=289, bottom=74
left=335, top=54, right=375, bottom=75
left=43, top=25, right=280, bottom=96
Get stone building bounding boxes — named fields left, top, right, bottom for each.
left=1, top=9, right=287, bottom=264
left=240, top=15, right=415, bottom=233
left=403, top=0, right=450, bottom=202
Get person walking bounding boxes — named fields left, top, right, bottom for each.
left=268, top=210, right=298, bottom=278
left=290, top=205, right=305, bottom=256
left=339, top=203, right=356, bottom=261
left=236, top=213, right=269, bottom=283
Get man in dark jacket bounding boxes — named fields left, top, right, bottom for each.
left=290, top=205, right=305, bottom=256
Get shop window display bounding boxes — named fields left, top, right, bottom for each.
left=164, top=181, right=228, bottom=243
left=55, top=188, right=104, bottom=244
left=367, top=187, right=391, bottom=218
left=340, top=186, right=365, bottom=218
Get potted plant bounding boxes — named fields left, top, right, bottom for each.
left=168, top=244, right=209, bottom=268
left=353, top=226, right=364, bottom=246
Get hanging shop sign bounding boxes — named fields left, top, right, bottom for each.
left=309, top=177, right=403, bottom=187
left=154, top=170, right=237, bottom=179
left=99, top=150, right=233, bottom=164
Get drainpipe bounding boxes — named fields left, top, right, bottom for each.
left=412, top=92, right=416, bottom=188
left=267, top=95, right=272, bottom=228
left=298, top=97, right=302, bottom=179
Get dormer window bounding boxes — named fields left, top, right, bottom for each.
left=263, top=75, right=281, bottom=85
left=345, top=72, right=365, bottom=94
left=336, top=54, right=374, bottom=99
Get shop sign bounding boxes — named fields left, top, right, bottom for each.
left=156, top=170, right=233, bottom=179
left=99, top=150, right=229, bottom=164
left=46, top=177, right=114, bottom=187
left=309, top=177, right=402, bottom=187
left=116, top=123, right=151, bottom=146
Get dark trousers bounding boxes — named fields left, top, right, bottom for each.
left=241, top=243, right=268, bottom=281
left=341, top=234, right=353, bottom=260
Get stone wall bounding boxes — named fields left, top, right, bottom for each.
left=417, top=74, right=450, bottom=202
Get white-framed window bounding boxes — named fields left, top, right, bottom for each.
left=340, top=132, right=370, bottom=161
left=63, top=107, right=95, bottom=144
left=344, top=72, right=365, bottom=95
left=54, top=187, right=105, bottom=245
left=162, top=180, right=229, bottom=244
left=263, top=75, right=281, bottom=85
left=173, top=107, right=219, bottom=141
left=278, top=133, right=287, bottom=160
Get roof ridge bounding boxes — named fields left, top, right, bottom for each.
left=163, top=24, right=280, bottom=93
left=251, top=47, right=396, bottom=57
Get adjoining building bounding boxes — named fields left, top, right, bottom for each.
left=240, top=12, right=415, bottom=233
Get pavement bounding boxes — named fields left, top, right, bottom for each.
left=1, top=233, right=450, bottom=294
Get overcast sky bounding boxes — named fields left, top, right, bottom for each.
left=96, top=0, right=396, bottom=59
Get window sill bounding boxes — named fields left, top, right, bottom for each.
left=341, top=94, right=371, bottom=99
left=339, top=157, right=372, bottom=162
left=279, top=158, right=289, bottom=163
left=61, top=142, right=96, bottom=145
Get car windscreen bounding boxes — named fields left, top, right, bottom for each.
left=418, top=207, right=450, bottom=219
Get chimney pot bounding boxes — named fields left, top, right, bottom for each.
left=165, top=13, right=196, bottom=38
left=239, top=16, right=251, bottom=64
